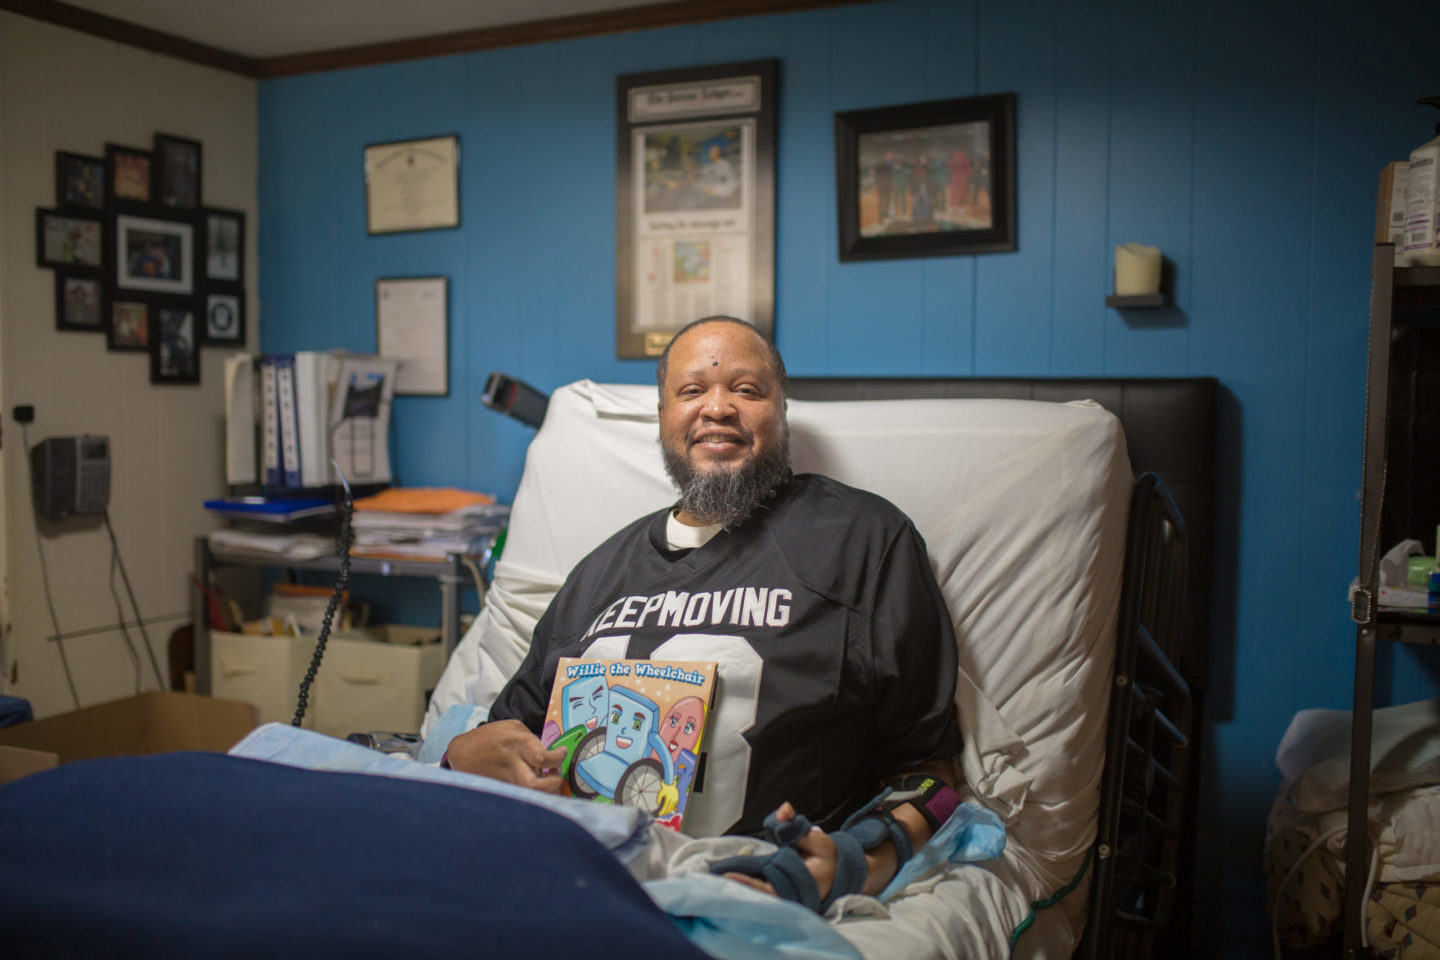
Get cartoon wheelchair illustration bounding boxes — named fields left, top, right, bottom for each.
left=566, top=685, right=680, bottom=816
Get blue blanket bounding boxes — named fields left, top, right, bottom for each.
left=0, top=753, right=708, bottom=960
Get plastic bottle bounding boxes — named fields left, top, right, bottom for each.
left=1403, top=97, right=1440, bottom=267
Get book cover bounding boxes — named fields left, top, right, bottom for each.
left=542, top=658, right=717, bottom=832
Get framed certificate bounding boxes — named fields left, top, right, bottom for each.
left=615, top=61, right=777, bottom=358
left=364, top=136, right=460, bottom=235
left=376, top=275, right=449, bottom=396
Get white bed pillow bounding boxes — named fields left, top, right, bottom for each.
left=427, top=380, right=1130, bottom=877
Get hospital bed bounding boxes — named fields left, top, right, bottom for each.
left=0, top=375, right=1215, bottom=960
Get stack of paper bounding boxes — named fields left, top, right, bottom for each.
left=351, top=487, right=508, bottom=561
left=208, top=528, right=336, bottom=561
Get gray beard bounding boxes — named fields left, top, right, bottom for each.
left=661, top=433, right=792, bottom=530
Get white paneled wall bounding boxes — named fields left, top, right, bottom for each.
left=0, top=13, right=257, bottom=717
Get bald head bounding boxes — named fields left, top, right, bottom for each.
left=654, top=316, right=787, bottom=405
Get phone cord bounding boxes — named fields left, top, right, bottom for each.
left=292, top=485, right=354, bottom=727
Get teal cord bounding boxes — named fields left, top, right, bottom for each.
left=1008, top=848, right=1093, bottom=955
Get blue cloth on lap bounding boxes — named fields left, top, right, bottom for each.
left=0, top=752, right=708, bottom=960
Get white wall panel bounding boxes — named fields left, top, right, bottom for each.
left=0, top=12, right=257, bottom=717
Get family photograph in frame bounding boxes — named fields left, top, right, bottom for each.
left=154, top=133, right=202, bottom=210
left=107, top=298, right=150, bottom=352
left=36, top=209, right=102, bottom=269
left=835, top=93, right=1016, bottom=261
left=114, top=213, right=194, bottom=296
left=105, top=143, right=152, bottom=206
left=56, top=274, right=103, bottom=331
left=151, top=303, right=199, bottom=384
left=56, top=152, right=105, bottom=211
left=204, top=208, right=245, bottom=283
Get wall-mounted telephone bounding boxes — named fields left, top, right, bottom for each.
left=31, top=435, right=110, bottom=522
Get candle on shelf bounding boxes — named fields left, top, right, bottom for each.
left=1114, top=243, right=1162, bottom=296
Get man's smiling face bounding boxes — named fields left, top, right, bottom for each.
left=658, top=321, right=787, bottom=524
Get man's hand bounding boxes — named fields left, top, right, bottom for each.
left=443, top=719, right=567, bottom=794
left=722, top=802, right=839, bottom=901
left=721, top=758, right=958, bottom=905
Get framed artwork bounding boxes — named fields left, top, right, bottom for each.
left=834, top=93, right=1016, bottom=261
left=153, top=133, right=202, bottom=209
left=106, top=297, right=150, bottom=352
left=203, top=289, right=245, bottom=345
left=150, top=302, right=200, bottom=384
left=615, top=60, right=777, bottom=358
left=113, top=212, right=194, bottom=295
left=202, top=207, right=245, bottom=282
left=35, top=209, right=102, bottom=270
left=55, top=273, right=103, bottom=332
left=363, top=135, right=460, bottom=234
left=105, top=143, right=152, bottom=206
left=376, top=276, right=448, bottom=395
left=55, top=152, right=105, bottom=211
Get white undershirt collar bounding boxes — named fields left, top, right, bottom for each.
left=666, top=509, right=723, bottom=550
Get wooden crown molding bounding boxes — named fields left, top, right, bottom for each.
left=255, top=0, right=875, bottom=77
left=0, top=0, right=879, bottom=80
left=0, top=0, right=260, bottom=76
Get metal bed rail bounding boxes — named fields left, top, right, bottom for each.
left=1083, top=472, right=1193, bottom=959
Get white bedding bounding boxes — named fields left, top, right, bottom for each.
left=425, top=380, right=1131, bottom=958
left=1266, top=698, right=1440, bottom=951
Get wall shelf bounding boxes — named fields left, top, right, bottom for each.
left=1105, top=293, right=1167, bottom=309
left=191, top=537, right=483, bottom=698
left=1395, top=265, right=1440, bottom=288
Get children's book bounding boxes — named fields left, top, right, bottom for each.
left=541, top=658, right=718, bottom=832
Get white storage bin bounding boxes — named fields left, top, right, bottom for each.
left=209, top=626, right=444, bottom=736
left=311, top=632, right=444, bottom=737
left=210, top=631, right=315, bottom=728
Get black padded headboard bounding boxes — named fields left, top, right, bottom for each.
left=787, top=377, right=1217, bottom=694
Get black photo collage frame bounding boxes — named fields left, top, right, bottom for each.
left=36, top=132, right=247, bottom=385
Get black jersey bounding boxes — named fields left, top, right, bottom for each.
left=490, top=473, right=963, bottom=837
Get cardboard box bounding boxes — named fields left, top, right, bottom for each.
left=0, top=744, right=59, bottom=786
left=0, top=691, right=255, bottom=765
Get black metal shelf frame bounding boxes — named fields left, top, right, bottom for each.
left=191, top=537, right=478, bottom=697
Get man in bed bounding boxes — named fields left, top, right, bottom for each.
left=445, top=316, right=964, bottom=911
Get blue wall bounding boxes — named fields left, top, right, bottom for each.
left=258, top=1, right=1440, bottom=953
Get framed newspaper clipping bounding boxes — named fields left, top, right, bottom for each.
left=616, top=60, right=777, bottom=359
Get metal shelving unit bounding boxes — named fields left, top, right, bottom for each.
left=191, top=536, right=476, bottom=696
left=1343, top=247, right=1440, bottom=957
